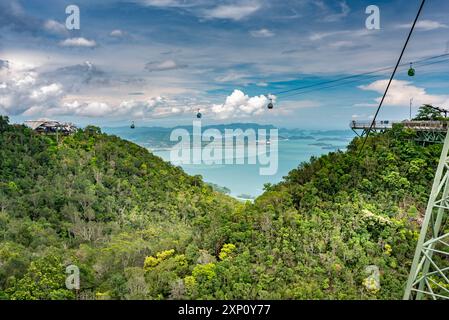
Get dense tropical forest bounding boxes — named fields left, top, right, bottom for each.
left=0, top=115, right=443, bottom=300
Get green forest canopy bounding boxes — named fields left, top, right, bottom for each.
left=413, top=104, right=447, bottom=121
left=0, top=115, right=446, bottom=300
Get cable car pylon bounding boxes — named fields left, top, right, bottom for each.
left=404, top=129, right=449, bottom=300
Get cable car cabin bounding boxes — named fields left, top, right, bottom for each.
left=130, top=122, right=135, bottom=129
left=196, top=109, right=202, bottom=119
left=408, top=63, right=415, bottom=77
left=267, top=99, right=274, bottom=110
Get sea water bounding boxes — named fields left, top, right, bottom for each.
left=104, top=126, right=355, bottom=199
left=151, top=134, right=354, bottom=199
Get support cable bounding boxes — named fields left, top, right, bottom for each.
left=358, top=0, right=427, bottom=156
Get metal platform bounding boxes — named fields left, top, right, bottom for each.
left=350, top=120, right=449, bottom=144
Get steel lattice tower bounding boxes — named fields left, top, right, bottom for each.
left=404, top=130, right=449, bottom=300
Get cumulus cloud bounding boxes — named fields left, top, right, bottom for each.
left=45, top=96, right=177, bottom=118
left=397, top=20, right=448, bottom=31
left=58, top=101, right=112, bottom=117
left=1, top=73, right=166, bottom=119
left=0, top=61, right=106, bottom=117
left=359, top=79, right=449, bottom=108
left=0, top=66, right=65, bottom=115
left=0, top=58, right=184, bottom=119
left=60, top=37, right=97, bottom=48
left=0, top=61, right=179, bottom=119
left=19, top=95, right=178, bottom=119
left=1, top=63, right=295, bottom=121
left=1, top=58, right=299, bottom=122
left=30, top=83, right=63, bottom=102
left=211, top=90, right=274, bottom=120
left=145, top=59, right=188, bottom=72
left=250, top=28, right=275, bottom=38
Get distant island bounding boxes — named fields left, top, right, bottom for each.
left=236, top=194, right=256, bottom=200
left=207, top=183, right=231, bottom=195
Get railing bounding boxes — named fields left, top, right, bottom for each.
left=350, top=120, right=395, bottom=129
left=350, top=120, right=449, bottom=132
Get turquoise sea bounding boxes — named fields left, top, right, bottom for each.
left=105, top=126, right=355, bottom=199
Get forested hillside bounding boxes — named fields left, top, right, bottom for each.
left=0, top=116, right=442, bottom=299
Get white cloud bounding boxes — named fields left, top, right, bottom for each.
left=1, top=70, right=175, bottom=119
left=135, top=0, right=261, bottom=20
left=203, top=2, right=261, bottom=21
left=309, top=29, right=369, bottom=41
left=58, top=101, right=111, bottom=117
left=145, top=59, right=187, bottom=72
left=110, top=29, right=125, bottom=37
left=0, top=58, right=189, bottom=119
left=30, top=83, right=63, bottom=102
left=211, top=89, right=273, bottom=120
left=309, top=31, right=337, bottom=41
left=43, top=19, right=68, bottom=35
left=137, top=0, right=199, bottom=7
left=51, top=96, right=178, bottom=118
left=351, top=113, right=375, bottom=119
left=359, top=79, right=449, bottom=108
left=0, top=61, right=312, bottom=121
left=0, top=65, right=65, bottom=115
left=397, top=20, right=448, bottom=31
left=60, top=37, right=97, bottom=48
left=14, top=73, right=37, bottom=87
left=250, top=28, right=275, bottom=38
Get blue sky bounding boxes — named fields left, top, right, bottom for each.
left=1, top=0, right=449, bottom=129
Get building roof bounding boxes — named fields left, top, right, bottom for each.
left=24, top=119, right=76, bottom=130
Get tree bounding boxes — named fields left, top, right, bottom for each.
left=0, top=116, right=9, bottom=132
left=413, top=104, right=444, bottom=121
left=6, top=255, right=75, bottom=300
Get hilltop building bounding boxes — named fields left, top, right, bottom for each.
left=24, top=119, right=77, bottom=135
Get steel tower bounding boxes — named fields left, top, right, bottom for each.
left=404, top=130, right=449, bottom=300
